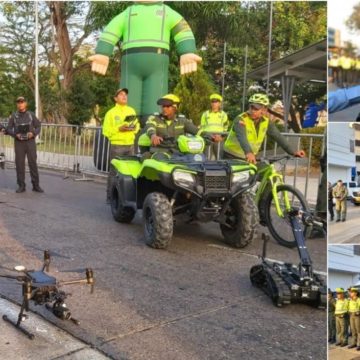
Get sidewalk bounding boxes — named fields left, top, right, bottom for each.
left=329, top=343, right=360, bottom=360
left=0, top=297, right=110, bottom=360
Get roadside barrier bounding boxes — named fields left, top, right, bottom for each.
left=0, top=123, right=324, bottom=203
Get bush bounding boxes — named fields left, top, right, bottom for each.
left=300, top=126, right=325, bottom=166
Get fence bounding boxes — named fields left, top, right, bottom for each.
left=0, top=123, right=325, bottom=204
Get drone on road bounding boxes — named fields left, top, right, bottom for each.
left=0, top=250, right=94, bottom=339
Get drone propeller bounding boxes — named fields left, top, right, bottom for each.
left=60, top=268, right=91, bottom=274
left=0, top=273, right=22, bottom=281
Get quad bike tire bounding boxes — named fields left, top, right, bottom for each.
left=143, top=192, right=173, bottom=249
left=220, top=193, right=258, bottom=248
left=110, top=185, right=136, bottom=223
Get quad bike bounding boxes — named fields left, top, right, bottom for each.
left=109, top=134, right=259, bottom=249
left=250, top=210, right=327, bottom=308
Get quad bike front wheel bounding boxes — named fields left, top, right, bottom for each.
left=220, top=193, right=258, bottom=248
left=143, top=192, right=173, bottom=249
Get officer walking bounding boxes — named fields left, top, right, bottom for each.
left=145, top=94, right=200, bottom=151
left=103, top=88, right=139, bottom=202
left=6, top=97, right=43, bottom=193
left=328, top=290, right=336, bottom=344
left=335, top=287, right=349, bottom=347
left=223, top=93, right=305, bottom=163
left=332, top=180, right=348, bottom=222
left=200, top=94, right=229, bottom=160
left=348, top=288, right=360, bottom=350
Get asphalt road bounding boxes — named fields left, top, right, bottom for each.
left=329, top=201, right=360, bottom=243
left=0, top=167, right=326, bottom=360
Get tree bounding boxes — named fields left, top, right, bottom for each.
left=47, top=1, right=93, bottom=92
left=174, top=65, right=216, bottom=125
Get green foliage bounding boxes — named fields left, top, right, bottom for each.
left=300, top=127, right=325, bottom=166
left=346, top=3, right=360, bottom=32
left=66, top=72, right=95, bottom=125
left=174, top=66, right=216, bottom=126
left=0, top=1, right=327, bottom=126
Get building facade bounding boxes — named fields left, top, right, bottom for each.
left=329, top=245, right=360, bottom=290
left=328, top=123, right=356, bottom=184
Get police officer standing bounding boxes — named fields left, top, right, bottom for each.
left=145, top=94, right=199, bottom=151
left=332, top=180, right=348, bottom=222
left=223, top=93, right=305, bottom=163
left=348, top=288, right=360, bottom=350
left=328, top=290, right=336, bottom=344
left=6, top=97, right=43, bottom=193
left=335, top=287, right=349, bottom=347
left=103, top=88, right=139, bottom=202
left=200, top=94, right=229, bottom=160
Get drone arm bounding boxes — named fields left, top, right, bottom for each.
left=58, top=269, right=94, bottom=293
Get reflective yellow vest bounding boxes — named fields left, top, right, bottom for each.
left=340, top=56, right=352, bottom=70
left=102, top=104, right=139, bottom=145
left=329, top=57, right=339, bottom=67
left=348, top=298, right=360, bottom=313
left=200, top=110, right=229, bottom=133
left=335, top=298, right=349, bottom=315
left=224, top=113, right=269, bottom=158
left=356, top=60, right=360, bottom=70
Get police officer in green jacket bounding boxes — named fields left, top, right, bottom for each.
left=145, top=94, right=199, bottom=152
left=200, top=93, right=229, bottom=160
left=103, top=88, right=139, bottom=203
left=335, top=287, right=349, bottom=347
left=90, top=2, right=202, bottom=120
left=223, top=93, right=305, bottom=164
left=332, top=180, right=348, bottom=222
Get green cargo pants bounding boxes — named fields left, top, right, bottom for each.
left=350, top=313, right=360, bottom=346
left=336, top=315, right=347, bottom=344
left=335, top=199, right=347, bottom=221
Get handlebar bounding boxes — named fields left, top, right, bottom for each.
left=257, top=155, right=304, bottom=164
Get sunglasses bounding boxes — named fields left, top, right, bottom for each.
left=211, top=100, right=220, bottom=103
left=162, top=104, right=173, bottom=108
left=16, top=100, right=25, bottom=103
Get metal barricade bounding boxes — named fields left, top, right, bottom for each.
left=1, top=123, right=324, bottom=204
left=262, top=132, right=325, bottom=206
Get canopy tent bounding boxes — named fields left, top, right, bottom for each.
left=246, top=39, right=327, bottom=129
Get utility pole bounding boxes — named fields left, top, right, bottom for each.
left=35, top=0, right=39, bottom=118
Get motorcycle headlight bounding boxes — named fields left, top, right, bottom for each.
left=173, top=170, right=195, bottom=188
left=232, top=171, right=250, bottom=185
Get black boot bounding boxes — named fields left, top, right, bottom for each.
left=16, top=184, right=26, bottom=193
left=32, top=185, right=44, bottom=193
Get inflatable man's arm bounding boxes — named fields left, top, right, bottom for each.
left=328, top=86, right=360, bottom=114
left=168, top=7, right=202, bottom=75
left=90, top=10, right=128, bottom=75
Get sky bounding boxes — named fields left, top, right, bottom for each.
left=329, top=0, right=360, bottom=47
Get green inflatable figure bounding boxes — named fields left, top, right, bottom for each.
left=90, top=1, right=202, bottom=120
